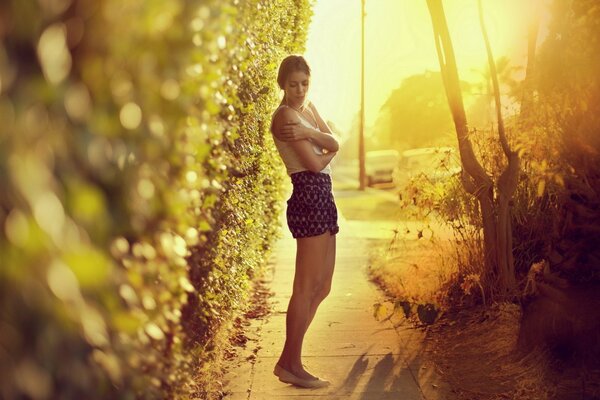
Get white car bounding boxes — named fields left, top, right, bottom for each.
left=365, top=150, right=400, bottom=186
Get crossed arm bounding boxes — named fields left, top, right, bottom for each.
left=305, top=102, right=340, bottom=152
left=273, top=102, right=340, bottom=153
left=271, top=106, right=338, bottom=173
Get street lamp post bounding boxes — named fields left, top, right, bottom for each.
left=359, top=0, right=366, bottom=190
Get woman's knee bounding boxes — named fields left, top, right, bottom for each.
left=293, top=274, right=329, bottom=296
left=292, top=283, right=322, bottom=301
left=315, top=281, right=331, bottom=301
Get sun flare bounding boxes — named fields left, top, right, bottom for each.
left=304, top=0, right=550, bottom=139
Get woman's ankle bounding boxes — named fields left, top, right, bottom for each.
left=277, top=358, right=301, bottom=370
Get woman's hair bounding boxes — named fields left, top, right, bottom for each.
left=276, top=55, right=311, bottom=89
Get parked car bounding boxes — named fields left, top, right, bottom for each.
left=394, top=146, right=461, bottom=185
left=365, top=149, right=400, bottom=186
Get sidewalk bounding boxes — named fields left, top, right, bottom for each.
left=220, top=190, right=448, bottom=399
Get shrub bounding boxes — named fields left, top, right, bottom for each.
left=0, top=0, right=312, bottom=398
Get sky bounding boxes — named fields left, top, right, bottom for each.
left=303, top=0, right=551, bottom=134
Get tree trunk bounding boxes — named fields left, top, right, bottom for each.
left=426, top=0, right=519, bottom=297
left=478, top=0, right=519, bottom=295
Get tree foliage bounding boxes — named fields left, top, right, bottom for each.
left=414, top=0, right=600, bottom=308
left=377, top=71, right=456, bottom=150
left=515, top=0, right=600, bottom=283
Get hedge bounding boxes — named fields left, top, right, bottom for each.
left=0, top=0, right=312, bottom=398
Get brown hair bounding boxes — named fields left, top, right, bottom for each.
left=276, top=55, right=311, bottom=89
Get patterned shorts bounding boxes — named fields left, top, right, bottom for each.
left=286, top=171, right=339, bottom=239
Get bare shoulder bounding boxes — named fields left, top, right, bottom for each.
left=271, top=106, right=300, bottom=133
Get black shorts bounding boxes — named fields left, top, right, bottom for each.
left=286, top=171, right=339, bottom=239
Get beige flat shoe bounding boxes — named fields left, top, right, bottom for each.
left=273, top=363, right=330, bottom=388
left=273, top=363, right=307, bottom=376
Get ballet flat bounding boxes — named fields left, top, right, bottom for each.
left=273, top=362, right=309, bottom=376
left=273, top=363, right=330, bottom=388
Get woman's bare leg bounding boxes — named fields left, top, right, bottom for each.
left=305, top=232, right=336, bottom=329
left=276, top=231, right=330, bottom=380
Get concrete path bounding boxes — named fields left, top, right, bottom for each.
left=220, top=192, right=448, bottom=399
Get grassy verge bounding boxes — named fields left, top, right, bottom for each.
left=366, top=233, right=600, bottom=399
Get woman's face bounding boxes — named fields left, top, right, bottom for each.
left=284, top=70, right=310, bottom=108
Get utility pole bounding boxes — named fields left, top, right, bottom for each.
left=359, top=0, right=366, bottom=190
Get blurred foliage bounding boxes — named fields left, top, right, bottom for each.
left=371, top=62, right=516, bottom=154
left=0, top=0, right=313, bottom=398
left=515, top=0, right=600, bottom=283
left=375, top=72, right=456, bottom=151
left=399, top=0, right=600, bottom=305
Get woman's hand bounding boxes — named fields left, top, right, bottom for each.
left=275, top=122, right=313, bottom=142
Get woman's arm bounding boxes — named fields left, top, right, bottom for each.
left=288, top=140, right=337, bottom=173
left=277, top=123, right=339, bottom=153
left=307, top=102, right=340, bottom=152
left=273, top=107, right=337, bottom=173
left=274, top=104, right=339, bottom=152
left=307, top=130, right=339, bottom=153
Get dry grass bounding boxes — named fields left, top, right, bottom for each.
left=368, top=226, right=458, bottom=308
left=424, top=303, right=553, bottom=400
left=367, top=231, right=556, bottom=399
left=366, top=232, right=600, bottom=400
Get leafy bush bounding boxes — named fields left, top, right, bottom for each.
left=516, top=0, right=600, bottom=284
left=401, top=0, right=600, bottom=306
left=0, top=0, right=312, bottom=398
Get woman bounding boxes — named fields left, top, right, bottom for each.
left=269, top=55, right=340, bottom=389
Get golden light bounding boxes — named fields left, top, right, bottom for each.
left=186, top=170, right=198, bottom=183
left=160, top=79, right=181, bottom=100
left=305, top=0, right=544, bottom=134
left=192, top=33, right=203, bottom=47
left=186, top=63, right=204, bottom=77
left=172, top=235, right=188, bottom=257
left=90, top=349, right=122, bottom=384
left=110, top=236, right=130, bottom=258
left=185, top=227, right=199, bottom=245
left=142, top=243, right=157, bottom=259
left=179, top=276, right=195, bottom=292
left=37, top=23, right=72, bottom=85
left=137, top=178, right=155, bottom=199
left=142, top=294, right=157, bottom=311
left=217, top=35, right=227, bottom=49
left=4, top=208, right=30, bottom=247
left=119, top=102, right=142, bottom=130
left=80, top=303, right=109, bottom=347
left=118, top=284, right=139, bottom=306
left=148, top=114, right=165, bottom=137
left=159, top=231, right=188, bottom=259
left=46, top=259, right=82, bottom=303
left=37, top=0, right=72, bottom=17
left=32, top=191, right=65, bottom=243
left=144, top=322, right=165, bottom=340
left=190, top=17, right=205, bottom=31
left=64, top=83, right=92, bottom=121
left=110, top=76, right=133, bottom=99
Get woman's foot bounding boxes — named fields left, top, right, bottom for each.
left=274, top=361, right=318, bottom=381
left=274, top=362, right=330, bottom=388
